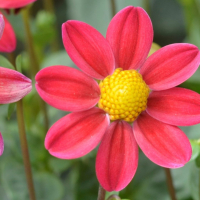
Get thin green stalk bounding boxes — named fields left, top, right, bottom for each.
left=7, top=52, right=16, bottom=67
left=199, top=169, right=200, bottom=200
left=22, top=8, right=39, bottom=77
left=164, top=168, right=177, bottom=200
left=43, top=0, right=54, bottom=14
left=43, top=0, right=59, bottom=51
left=97, top=185, right=106, bottom=200
left=21, top=8, right=49, bottom=132
left=110, top=0, right=116, bottom=18
left=17, top=100, right=36, bottom=200
left=143, top=0, right=151, bottom=15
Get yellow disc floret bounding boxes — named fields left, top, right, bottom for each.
left=98, top=68, right=150, bottom=122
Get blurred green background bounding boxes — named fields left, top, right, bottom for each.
left=0, top=0, right=200, bottom=199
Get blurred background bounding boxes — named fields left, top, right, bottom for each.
left=0, top=0, right=200, bottom=199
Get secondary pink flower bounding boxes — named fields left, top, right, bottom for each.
left=0, top=0, right=36, bottom=9
left=0, top=14, right=4, bottom=38
left=0, top=12, right=16, bottom=53
left=35, top=6, right=200, bottom=191
left=0, top=67, right=32, bottom=104
left=0, top=132, right=4, bottom=156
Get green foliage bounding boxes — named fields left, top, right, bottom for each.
left=7, top=103, right=16, bottom=120
left=0, top=55, right=14, bottom=70
left=0, top=0, right=200, bottom=200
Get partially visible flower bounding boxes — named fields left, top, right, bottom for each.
left=36, top=6, right=200, bottom=191
left=0, top=0, right=36, bottom=9
left=0, top=14, right=4, bottom=38
left=0, top=0, right=37, bottom=14
left=0, top=12, right=16, bottom=53
left=0, top=67, right=32, bottom=104
left=0, top=132, right=4, bottom=156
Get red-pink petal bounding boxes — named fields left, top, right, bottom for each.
left=35, top=65, right=100, bottom=112
left=0, top=67, right=32, bottom=104
left=45, top=107, right=109, bottom=159
left=96, top=121, right=138, bottom=191
left=146, top=87, right=200, bottom=126
left=106, top=6, right=153, bottom=70
left=0, top=14, right=4, bottom=39
left=62, top=20, right=115, bottom=80
left=133, top=112, right=192, bottom=168
left=140, top=43, right=200, bottom=90
left=0, top=0, right=36, bottom=9
left=0, top=132, right=4, bottom=156
left=0, top=13, right=16, bottom=53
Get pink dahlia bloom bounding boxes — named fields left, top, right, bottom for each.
left=0, top=0, right=36, bottom=9
left=0, top=132, right=4, bottom=156
left=0, top=14, right=4, bottom=38
left=0, top=12, right=16, bottom=53
left=0, top=67, right=32, bottom=104
left=35, top=6, right=200, bottom=191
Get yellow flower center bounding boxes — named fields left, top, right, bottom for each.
left=98, top=68, right=150, bottom=122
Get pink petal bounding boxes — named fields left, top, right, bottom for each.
left=0, top=67, right=32, bottom=104
left=0, top=14, right=4, bottom=39
left=96, top=121, right=138, bottom=191
left=0, top=12, right=16, bottom=53
left=133, top=112, right=192, bottom=168
left=45, top=107, right=109, bottom=159
left=0, top=0, right=36, bottom=9
left=35, top=65, right=100, bottom=112
left=146, top=87, right=200, bottom=126
left=0, top=132, right=4, bottom=156
left=140, top=43, right=200, bottom=90
left=106, top=6, right=153, bottom=70
left=62, top=20, right=115, bottom=80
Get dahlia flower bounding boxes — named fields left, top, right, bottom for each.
left=0, top=0, right=36, bottom=9
left=35, top=6, right=200, bottom=191
left=0, top=12, right=16, bottom=53
left=0, top=14, right=4, bottom=38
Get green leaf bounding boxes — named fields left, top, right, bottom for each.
left=190, top=140, right=200, bottom=162
left=106, top=192, right=120, bottom=199
left=7, top=103, right=16, bottom=120
left=195, top=154, right=200, bottom=168
left=189, top=162, right=199, bottom=200
left=15, top=54, right=22, bottom=73
left=2, top=160, right=64, bottom=200
left=107, top=194, right=121, bottom=200
left=48, top=157, right=72, bottom=174
left=2, top=161, right=29, bottom=200
left=0, top=55, right=14, bottom=69
left=34, top=173, right=64, bottom=200
left=41, top=50, right=76, bottom=69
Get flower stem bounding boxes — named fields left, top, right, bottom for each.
left=199, top=169, right=200, bottom=200
left=110, top=0, right=116, bottom=17
left=7, top=52, right=16, bottom=68
left=22, top=7, right=49, bottom=133
left=22, top=8, right=39, bottom=77
left=164, top=168, right=177, bottom=200
left=97, top=185, right=106, bottom=200
left=143, top=0, right=151, bottom=15
left=17, top=99, right=36, bottom=200
left=42, top=0, right=59, bottom=52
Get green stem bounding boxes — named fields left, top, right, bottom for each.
left=97, top=185, right=106, bottom=200
left=22, top=8, right=49, bottom=133
left=43, top=0, right=59, bottom=51
left=143, top=0, right=151, bottom=15
left=22, top=8, right=39, bottom=77
left=199, top=169, right=200, bottom=200
left=110, top=0, right=117, bottom=17
left=164, top=168, right=177, bottom=200
left=7, top=52, right=16, bottom=68
left=17, top=100, right=36, bottom=200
